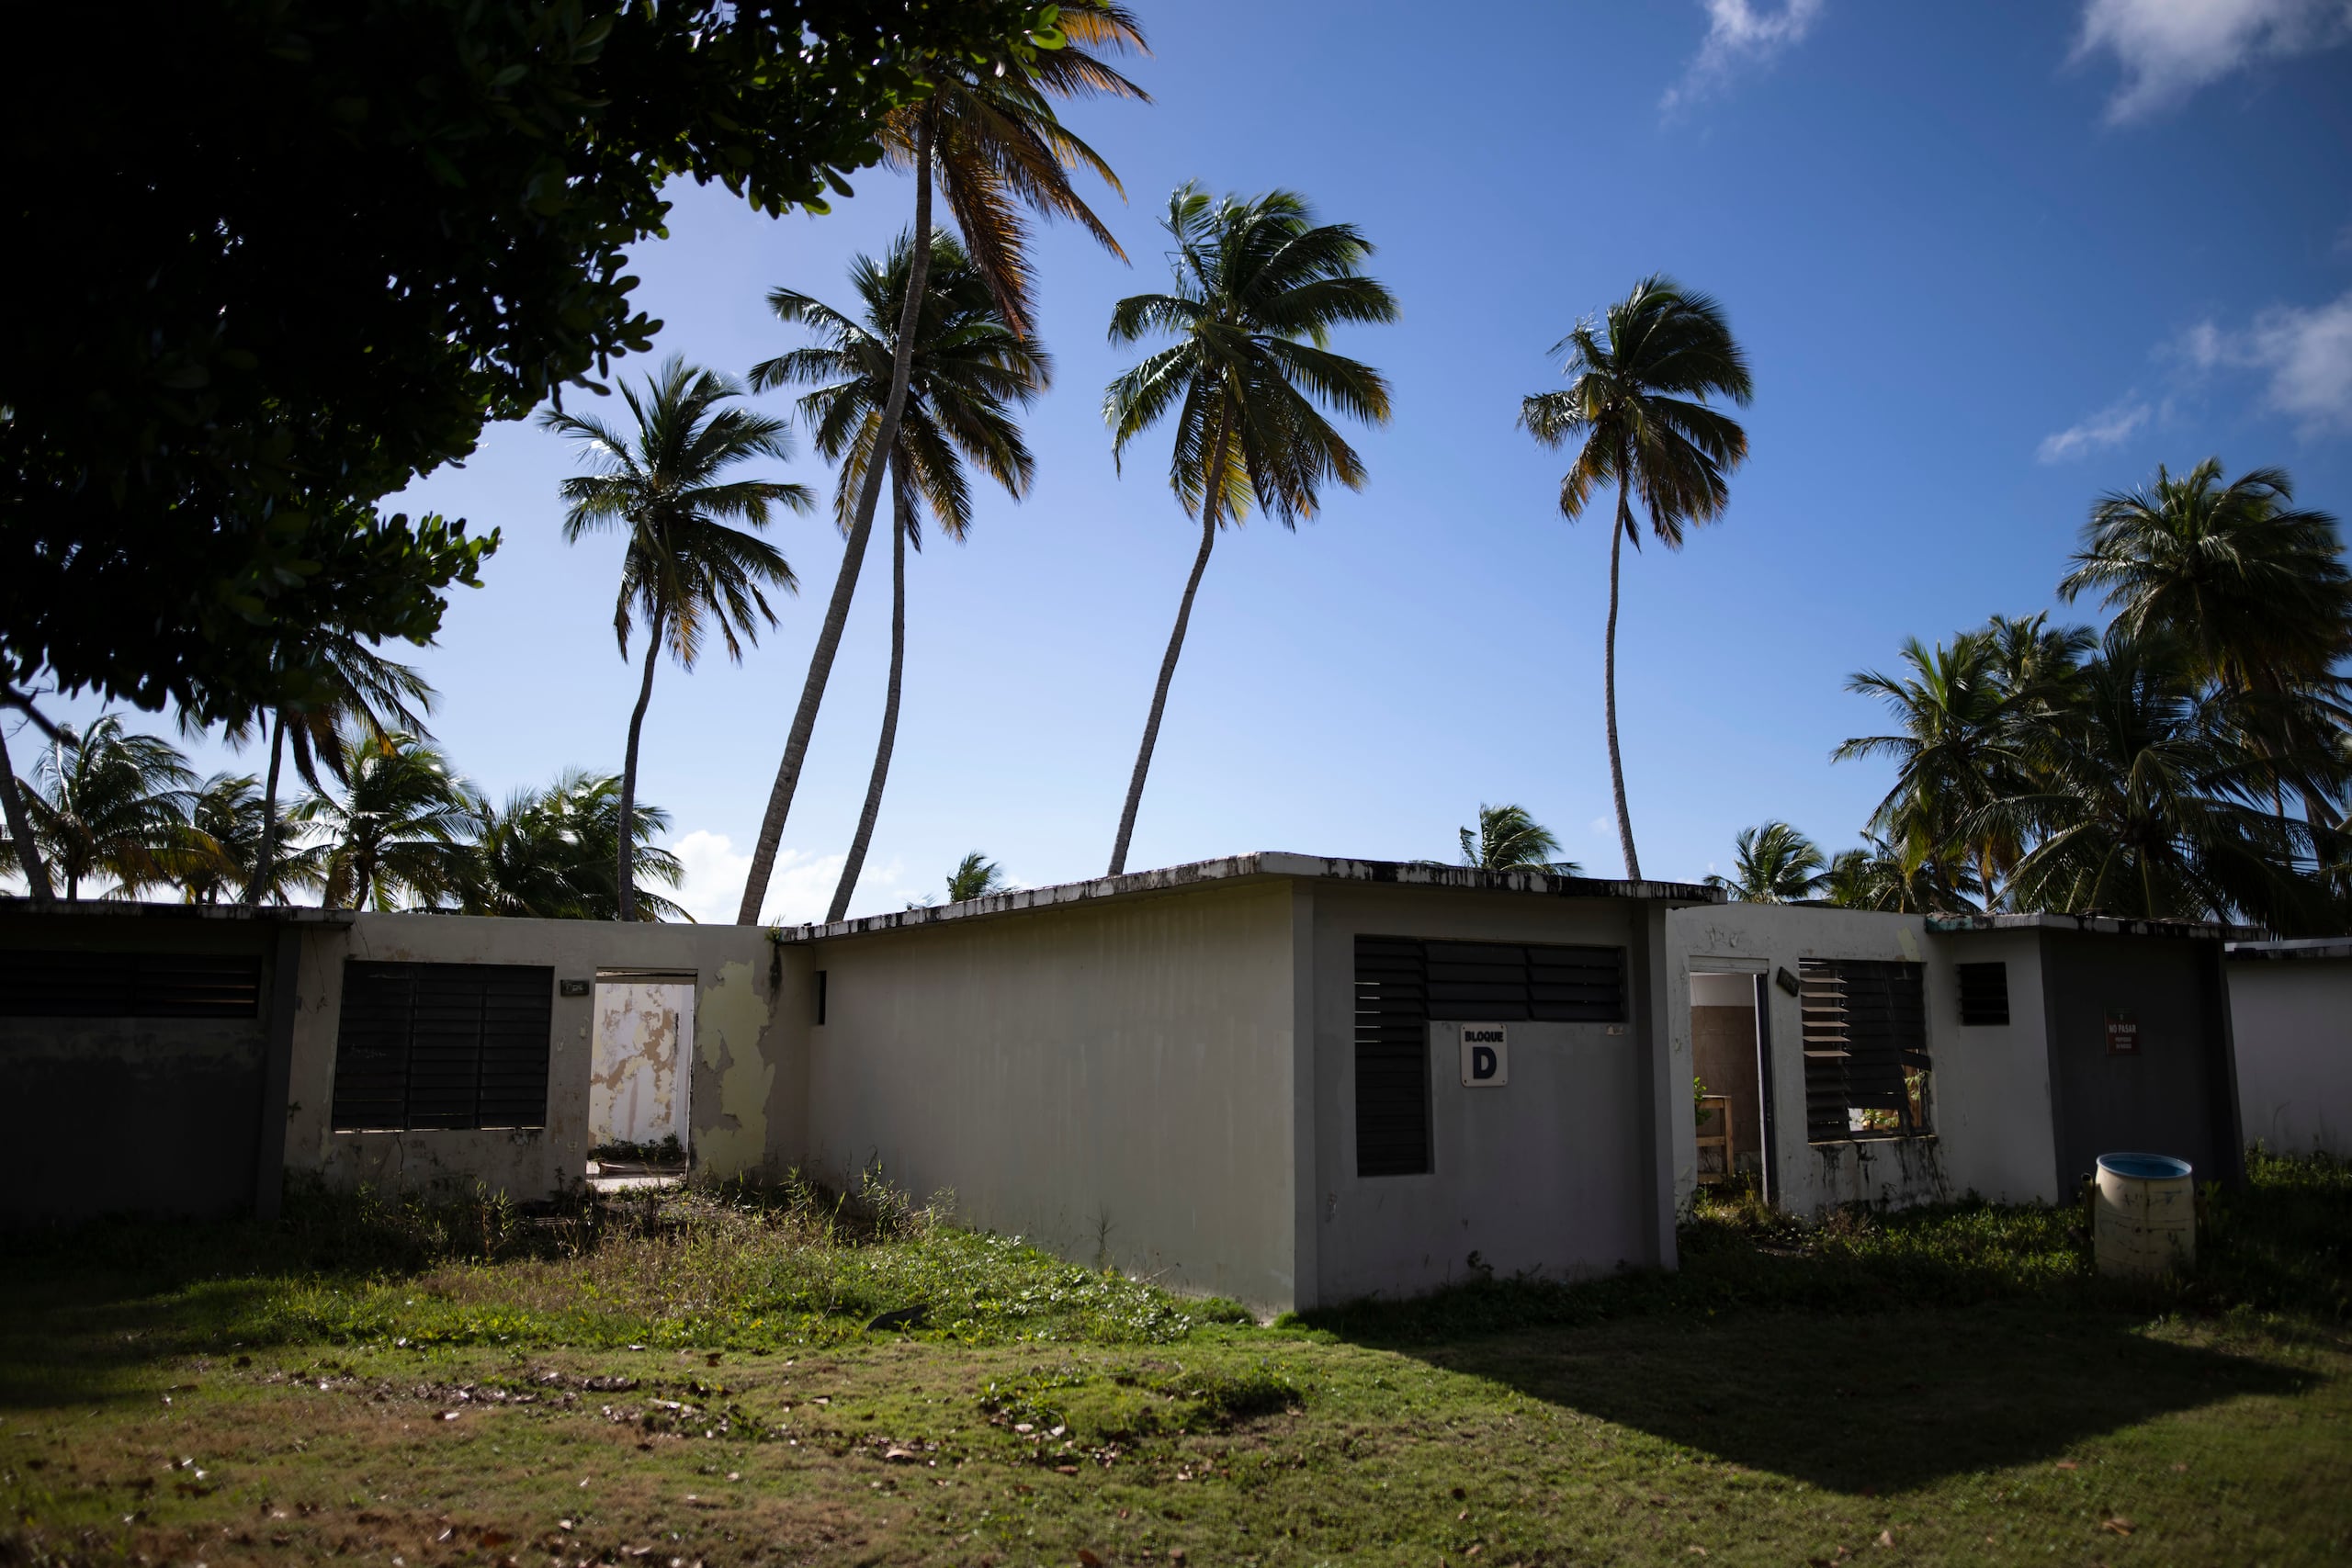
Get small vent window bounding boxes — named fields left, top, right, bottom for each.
left=1800, top=957, right=1930, bottom=1142
left=0, top=950, right=262, bottom=1018
left=331, top=961, right=552, bottom=1132
left=1957, top=962, right=2010, bottom=1026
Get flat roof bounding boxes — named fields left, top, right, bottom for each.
left=1926, top=911, right=2261, bottom=942
left=2225, top=936, right=2352, bottom=962
left=776, top=852, right=1721, bottom=942
left=0, top=899, right=354, bottom=925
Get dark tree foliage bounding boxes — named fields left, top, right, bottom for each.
left=2, top=0, right=1054, bottom=728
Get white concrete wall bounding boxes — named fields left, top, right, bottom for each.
left=797, top=879, right=1306, bottom=1311
left=284, top=915, right=793, bottom=1201
left=2229, top=955, right=2352, bottom=1156
left=1929, top=928, right=2061, bottom=1204
left=1666, top=905, right=2061, bottom=1218
left=1310, top=885, right=1676, bottom=1303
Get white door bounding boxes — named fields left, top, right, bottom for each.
left=590, top=980, right=693, bottom=1152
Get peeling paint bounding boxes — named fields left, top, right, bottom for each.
left=591, top=983, right=688, bottom=1147
left=694, top=959, right=775, bottom=1178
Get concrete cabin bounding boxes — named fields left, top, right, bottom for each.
left=1, top=855, right=1715, bottom=1314
left=1668, top=904, right=2247, bottom=1216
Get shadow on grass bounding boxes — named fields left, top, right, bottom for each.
left=0, top=1273, right=299, bottom=1412
left=1406, top=1303, right=2310, bottom=1492
left=1302, top=1164, right=2352, bottom=1491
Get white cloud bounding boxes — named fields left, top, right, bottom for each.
left=1660, top=0, right=1826, bottom=111
left=1589, top=816, right=1614, bottom=839
left=2181, top=290, right=2352, bottom=434
left=671, top=829, right=907, bottom=926
left=2037, top=396, right=2154, bottom=462
left=2074, top=0, right=2352, bottom=121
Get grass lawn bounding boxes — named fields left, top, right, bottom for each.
left=5, top=1158, right=2348, bottom=1567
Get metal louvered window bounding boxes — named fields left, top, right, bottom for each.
left=1956, top=962, right=2010, bottom=1026
left=0, top=949, right=262, bottom=1018
left=1425, top=941, right=1627, bottom=1022
left=1355, top=937, right=1431, bottom=1177
left=1353, top=935, right=1629, bottom=1178
left=1799, top=958, right=1929, bottom=1142
left=331, top=961, right=552, bottom=1132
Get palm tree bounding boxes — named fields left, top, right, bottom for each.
left=542, top=356, right=809, bottom=921
left=1705, top=820, right=1827, bottom=902
left=1833, top=633, right=2023, bottom=905
left=293, top=731, right=479, bottom=910
left=1519, top=276, right=1754, bottom=881
left=2058, top=459, right=2352, bottom=827
left=219, top=630, right=437, bottom=908
left=1996, top=626, right=2326, bottom=930
left=752, top=231, right=1050, bottom=922
left=2059, top=460, right=2352, bottom=696
left=453, top=771, right=686, bottom=921
left=1982, top=612, right=2096, bottom=713
left=175, top=773, right=324, bottom=905
left=735, top=3, right=1147, bottom=925
left=1102, top=183, right=1399, bottom=874
left=16, top=716, right=198, bottom=899
left=1458, top=804, right=1580, bottom=873
left=1823, top=831, right=1982, bottom=914
left=945, top=852, right=1013, bottom=902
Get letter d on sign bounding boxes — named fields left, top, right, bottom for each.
left=1456, top=1022, right=1509, bottom=1088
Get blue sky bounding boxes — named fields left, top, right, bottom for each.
left=25, top=0, right=2352, bottom=918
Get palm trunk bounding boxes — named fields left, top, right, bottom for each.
left=1109, top=487, right=1221, bottom=877
left=737, top=121, right=935, bottom=926
left=616, top=602, right=666, bottom=922
left=1604, top=478, right=1643, bottom=881
left=244, top=711, right=287, bottom=907
left=825, top=471, right=910, bottom=923
left=0, top=721, right=54, bottom=906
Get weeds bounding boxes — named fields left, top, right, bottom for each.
left=1304, top=1150, right=2352, bottom=1343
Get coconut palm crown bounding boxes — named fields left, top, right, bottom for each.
left=293, top=731, right=479, bottom=911
left=16, top=716, right=198, bottom=899
left=2059, top=460, right=2352, bottom=698
left=1459, top=804, right=1580, bottom=874
left=1706, top=820, right=1828, bottom=903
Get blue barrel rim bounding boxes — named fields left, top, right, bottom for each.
left=2097, top=1151, right=2193, bottom=1181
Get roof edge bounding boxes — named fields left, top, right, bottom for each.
left=776, top=852, right=1721, bottom=942
left=2225, top=937, right=2352, bottom=962
left=0, top=897, right=355, bottom=925
left=1927, top=910, right=2261, bottom=942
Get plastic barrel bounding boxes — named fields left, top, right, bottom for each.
left=2092, top=1152, right=2195, bottom=1277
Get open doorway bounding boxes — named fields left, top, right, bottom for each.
left=1690, top=968, right=1772, bottom=1202
left=588, top=971, right=695, bottom=1191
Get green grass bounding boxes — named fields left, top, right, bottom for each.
left=4, top=1157, right=2349, bottom=1565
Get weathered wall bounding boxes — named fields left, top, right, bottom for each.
left=1310, top=885, right=1677, bottom=1304
left=1665, top=906, right=2062, bottom=1218
left=795, top=879, right=1306, bottom=1311
left=1922, top=927, right=2060, bottom=1206
left=2040, top=931, right=2233, bottom=1190
left=284, top=916, right=792, bottom=1201
left=2229, top=952, right=2352, bottom=1156
left=0, top=908, right=300, bottom=1224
